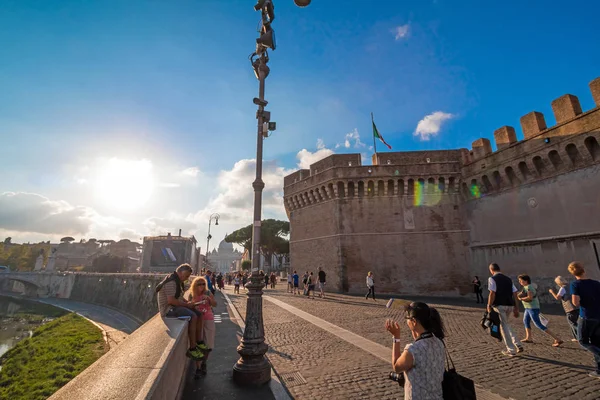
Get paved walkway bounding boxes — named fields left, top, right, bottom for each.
left=225, top=285, right=600, bottom=400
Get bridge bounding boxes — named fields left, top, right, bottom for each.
left=1, top=271, right=193, bottom=400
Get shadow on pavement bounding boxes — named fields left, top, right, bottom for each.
left=181, top=292, right=275, bottom=400
left=519, top=354, right=596, bottom=371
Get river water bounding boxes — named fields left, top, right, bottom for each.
left=0, top=297, right=45, bottom=359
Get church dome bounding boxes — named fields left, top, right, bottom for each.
left=218, top=237, right=233, bottom=253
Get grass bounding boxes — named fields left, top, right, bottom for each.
left=0, top=313, right=108, bottom=400
left=0, top=295, right=68, bottom=322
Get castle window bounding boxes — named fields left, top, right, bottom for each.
left=328, top=183, right=335, bottom=198
left=358, top=181, right=365, bottom=197
left=565, top=143, right=582, bottom=166
left=427, top=178, right=435, bottom=194
left=584, top=136, right=600, bottom=161
left=407, top=179, right=414, bottom=195
left=505, top=166, right=519, bottom=186
left=348, top=182, right=355, bottom=197
left=448, top=177, right=456, bottom=193
left=532, top=156, right=546, bottom=176
left=387, top=180, right=394, bottom=195
left=337, top=182, right=345, bottom=198
left=367, top=181, right=375, bottom=196
left=438, top=177, right=446, bottom=193
left=378, top=180, right=385, bottom=196
left=518, top=161, right=531, bottom=181
left=548, top=150, right=563, bottom=169
left=398, top=179, right=405, bottom=196
left=482, top=175, right=493, bottom=192
left=461, top=182, right=470, bottom=198
left=492, top=171, right=502, bottom=188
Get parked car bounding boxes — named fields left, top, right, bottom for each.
left=0, top=266, right=9, bottom=272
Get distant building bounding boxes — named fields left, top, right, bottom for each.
left=207, top=237, right=242, bottom=274
left=140, top=233, right=200, bottom=274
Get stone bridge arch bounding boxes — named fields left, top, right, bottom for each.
left=0, top=274, right=42, bottom=296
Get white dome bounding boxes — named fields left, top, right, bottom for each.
left=218, top=237, right=233, bottom=252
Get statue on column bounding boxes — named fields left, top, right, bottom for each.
left=33, top=249, right=44, bottom=271
left=45, top=248, right=57, bottom=272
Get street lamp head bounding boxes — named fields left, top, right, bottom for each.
left=293, top=0, right=311, bottom=7
left=215, top=217, right=219, bottom=226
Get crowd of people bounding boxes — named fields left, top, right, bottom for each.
left=153, top=259, right=599, bottom=397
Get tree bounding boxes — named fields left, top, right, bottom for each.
left=89, top=254, right=126, bottom=273
left=60, top=237, right=75, bottom=243
left=3, top=237, right=11, bottom=245
left=241, top=260, right=252, bottom=271
left=225, top=219, right=290, bottom=270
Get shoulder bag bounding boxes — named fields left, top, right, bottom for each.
left=442, top=346, right=477, bottom=400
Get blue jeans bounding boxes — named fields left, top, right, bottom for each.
left=523, top=308, right=547, bottom=331
left=577, top=317, right=600, bottom=371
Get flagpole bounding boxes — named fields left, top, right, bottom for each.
left=371, top=112, right=377, bottom=164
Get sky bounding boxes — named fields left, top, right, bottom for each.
left=1, top=0, right=599, bottom=250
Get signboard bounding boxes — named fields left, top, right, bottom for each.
left=150, top=240, right=187, bottom=267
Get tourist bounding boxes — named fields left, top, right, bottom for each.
left=472, top=276, right=484, bottom=304
left=264, top=271, right=269, bottom=288
left=270, top=272, right=276, bottom=289
left=234, top=273, right=241, bottom=294
left=155, top=263, right=204, bottom=360
left=302, top=271, right=309, bottom=294
left=287, top=272, right=293, bottom=293
left=242, top=272, right=248, bottom=288
left=568, top=262, right=600, bottom=379
left=366, top=271, right=376, bottom=301
left=292, top=270, right=300, bottom=295
left=188, top=276, right=217, bottom=379
left=487, top=263, right=523, bottom=356
left=216, top=273, right=223, bottom=291
left=317, top=267, right=326, bottom=298
left=517, top=274, right=563, bottom=347
left=204, top=269, right=215, bottom=295
left=306, top=271, right=315, bottom=299
left=548, top=275, right=579, bottom=340
left=385, top=302, right=446, bottom=399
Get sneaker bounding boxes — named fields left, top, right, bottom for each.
left=502, top=350, right=517, bottom=357
left=516, top=346, right=524, bottom=353
left=194, top=368, right=202, bottom=380
left=589, top=371, right=600, bottom=379
left=196, top=342, right=209, bottom=352
left=186, top=348, right=204, bottom=361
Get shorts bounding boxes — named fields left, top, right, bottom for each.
left=293, top=283, right=299, bottom=288
left=318, top=282, right=325, bottom=290
left=165, top=306, right=202, bottom=319
left=234, top=284, right=240, bottom=289
left=203, top=319, right=216, bottom=349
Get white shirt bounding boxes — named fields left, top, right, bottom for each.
left=287, top=275, right=292, bottom=283
left=366, top=276, right=374, bottom=287
left=557, top=287, right=566, bottom=297
left=487, top=273, right=518, bottom=293
left=403, top=336, right=445, bottom=400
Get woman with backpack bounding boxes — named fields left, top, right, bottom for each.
left=548, top=275, right=580, bottom=340
left=517, top=274, right=563, bottom=347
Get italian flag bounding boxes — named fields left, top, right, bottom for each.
left=372, top=113, right=392, bottom=150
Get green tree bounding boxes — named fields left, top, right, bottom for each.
left=241, top=260, right=252, bottom=271
left=3, top=237, right=11, bottom=245
left=225, top=219, right=289, bottom=269
left=89, top=254, right=125, bottom=273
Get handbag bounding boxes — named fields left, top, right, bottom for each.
left=442, top=346, right=477, bottom=400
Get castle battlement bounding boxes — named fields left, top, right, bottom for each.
left=284, top=76, right=600, bottom=211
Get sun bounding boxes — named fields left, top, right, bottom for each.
left=94, top=158, right=154, bottom=210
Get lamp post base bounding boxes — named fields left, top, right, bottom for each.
left=232, top=350, right=271, bottom=386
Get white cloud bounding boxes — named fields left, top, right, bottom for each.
left=118, top=228, right=143, bottom=241
left=296, top=139, right=335, bottom=169
left=143, top=216, right=198, bottom=236
left=392, top=24, right=410, bottom=41
left=181, top=167, right=200, bottom=177
left=336, top=128, right=366, bottom=150
left=414, top=111, right=454, bottom=141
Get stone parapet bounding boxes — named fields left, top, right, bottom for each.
left=551, top=94, right=583, bottom=124
left=520, top=112, right=547, bottom=139
left=50, top=315, right=189, bottom=400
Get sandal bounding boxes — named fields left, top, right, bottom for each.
left=521, top=339, right=533, bottom=343
left=552, top=340, right=563, bottom=347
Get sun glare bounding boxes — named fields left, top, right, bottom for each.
left=94, top=158, right=154, bottom=210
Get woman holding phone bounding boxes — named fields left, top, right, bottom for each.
left=189, top=276, right=217, bottom=379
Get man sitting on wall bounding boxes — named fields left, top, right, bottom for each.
left=156, top=263, right=206, bottom=360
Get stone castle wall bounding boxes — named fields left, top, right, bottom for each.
left=284, top=77, right=600, bottom=299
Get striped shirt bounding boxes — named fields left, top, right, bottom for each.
left=157, top=281, right=177, bottom=317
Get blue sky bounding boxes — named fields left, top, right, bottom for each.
left=1, top=0, right=599, bottom=247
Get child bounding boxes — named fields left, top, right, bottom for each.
left=234, top=273, right=241, bottom=294
left=189, top=276, right=217, bottom=379
left=549, top=275, right=579, bottom=341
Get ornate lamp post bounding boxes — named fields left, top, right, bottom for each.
left=233, top=0, right=311, bottom=386
left=205, top=213, right=220, bottom=274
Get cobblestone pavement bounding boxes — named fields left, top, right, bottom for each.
left=225, top=285, right=600, bottom=400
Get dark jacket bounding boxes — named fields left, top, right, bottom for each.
left=156, top=272, right=184, bottom=299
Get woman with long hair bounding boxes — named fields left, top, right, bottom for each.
left=548, top=275, right=579, bottom=341
left=188, top=276, right=217, bottom=379
left=385, top=302, right=446, bottom=400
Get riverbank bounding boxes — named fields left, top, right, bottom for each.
left=0, top=297, right=108, bottom=400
